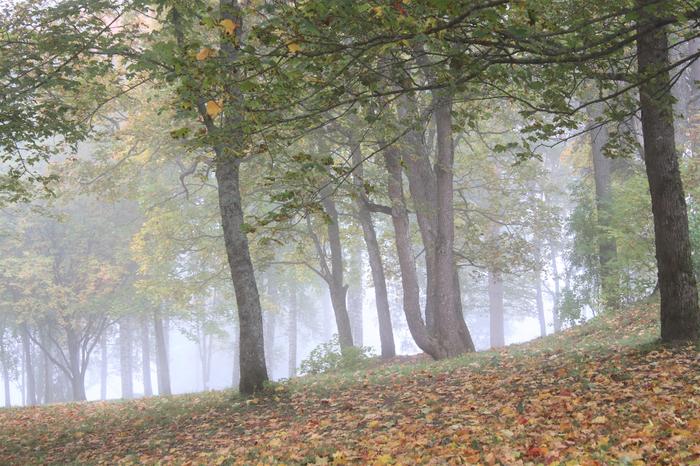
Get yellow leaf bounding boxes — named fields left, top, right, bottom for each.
left=371, top=6, right=384, bottom=17
left=220, top=18, right=237, bottom=35
left=287, top=42, right=301, bottom=53
left=592, top=416, right=608, bottom=425
left=206, top=100, right=223, bottom=118
left=375, top=454, right=393, bottom=465
left=269, top=438, right=282, bottom=448
left=196, top=48, right=213, bottom=61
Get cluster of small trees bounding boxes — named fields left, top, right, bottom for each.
left=1, top=0, right=699, bottom=400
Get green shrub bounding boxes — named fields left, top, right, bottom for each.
left=299, top=335, right=374, bottom=375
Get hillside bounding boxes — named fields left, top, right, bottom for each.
left=1, top=305, right=699, bottom=465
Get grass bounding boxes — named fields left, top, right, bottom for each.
left=2, top=302, right=699, bottom=465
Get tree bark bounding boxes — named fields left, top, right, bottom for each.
left=535, top=271, right=547, bottom=338
left=637, top=0, right=700, bottom=342
left=1, top=337, right=10, bottom=408
left=209, top=1, right=268, bottom=394
left=488, top=268, right=506, bottom=348
left=587, top=102, right=619, bottom=309
left=66, top=327, right=86, bottom=402
left=347, top=248, right=364, bottom=347
left=119, top=318, right=134, bottom=399
left=350, top=141, right=395, bottom=357
left=100, top=332, right=108, bottom=401
left=383, top=145, right=443, bottom=358
left=154, top=310, right=171, bottom=396
left=432, top=95, right=475, bottom=356
left=140, top=317, right=153, bottom=397
left=287, top=286, right=298, bottom=378
left=20, top=323, right=36, bottom=406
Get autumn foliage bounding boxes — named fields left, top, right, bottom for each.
left=1, top=304, right=699, bottom=465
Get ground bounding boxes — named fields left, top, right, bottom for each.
left=1, top=304, right=700, bottom=465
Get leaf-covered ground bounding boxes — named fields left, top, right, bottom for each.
left=2, top=304, right=700, bottom=465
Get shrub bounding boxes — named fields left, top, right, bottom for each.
left=299, top=335, right=374, bottom=375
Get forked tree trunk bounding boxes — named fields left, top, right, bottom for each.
left=350, top=141, right=395, bottom=357
left=637, top=0, right=700, bottom=342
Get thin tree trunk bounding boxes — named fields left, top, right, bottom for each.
left=100, top=333, right=108, bottom=401
left=349, top=140, right=395, bottom=355
left=66, top=328, right=86, bottom=402
left=550, top=242, right=562, bottom=333
left=488, top=268, right=505, bottom=348
left=42, top=330, right=53, bottom=404
left=287, top=287, right=298, bottom=378
left=587, top=102, right=619, bottom=309
left=320, top=195, right=354, bottom=350
left=637, top=0, right=700, bottom=342
left=263, top=309, right=276, bottom=379
left=535, top=272, right=547, bottom=338
left=119, top=318, right=134, bottom=399
left=154, top=310, right=171, bottom=396
left=347, top=248, right=364, bottom=347
left=140, top=317, right=153, bottom=397
left=1, top=340, right=10, bottom=408
left=20, top=324, right=36, bottom=406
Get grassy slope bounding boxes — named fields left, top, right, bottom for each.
left=1, top=304, right=700, bottom=465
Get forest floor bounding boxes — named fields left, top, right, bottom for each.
left=2, top=304, right=700, bottom=465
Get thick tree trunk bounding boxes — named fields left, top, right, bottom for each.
left=140, top=318, right=153, bottom=397
left=154, top=310, right=172, bottom=396
left=287, top=287, right=298, bottom=378
left=100, top=333, right=108, bottom=401
left=350, top=143, right=395, bottom=357
left=119, top=318, right=134, bottom=399
left=215, top=155, right=268, bottom=393
left=20, top=324, right=36, bottom=406
left=587, top=103, right=619, bottom=309
left=488, top=268, right=505, bottom=348
left=432, top=95, right=474, bottom=356
left=231, top=322, right=240, bottom=388
left=637, top=1, right=700, bottom=342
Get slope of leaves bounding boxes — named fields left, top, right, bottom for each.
left=2, top=304, right=700, bottom=465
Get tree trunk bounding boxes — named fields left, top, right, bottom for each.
left=231, top=322, right=240, bottom=388
left=1, top=342, right=10, bottom=408
left=119, top=318, right=134, bottom=399
left=154, top=310, right=171, bottom=396
left=287, top=286, right=298, bottom=378
left=383, top=145, right=443, bottom=358
left=587, top=102, right=619, bottom=309
left=550, top=242, right=562, bottom=332
left=350, top=142, right=395, bottom=357
left=66, top=328, right=86, bottom=402
left=347, top=248, right=364, bottom=347
left=535, top=271, right=547, bottom=338
left=432, top=95, right=475, bottom=356
left=20, top=324, right=36, bottom=406
left=318, top=194, right=355, bottom=350
left=140, top=317, right=153, bottom=397
left=100, top=333, right=108, bottom=401
left=39, top=328, right=53, bottom=405
left=637, top=0, right=700, bottom=342
left=263, top=309, right=276, bottom=379
left=488, top=268, right=505, bottom=348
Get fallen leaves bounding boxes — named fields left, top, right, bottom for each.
left=1, top=305, right=699, bottom=465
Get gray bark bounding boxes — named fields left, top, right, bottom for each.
left=287, top=287, right=297, bottom=378
left=100, top=333, right=108, bottom=401
left=488, top=268, right=505, bottom=348
left=119, top=318, right=134, bottom=399
left=140, top=317, right=153, bottom=397
left=21, top=324, right=36, bottom=406
left=154, top=310, right=171, bottom=396
left=637, top=0, right=700, bottom=342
